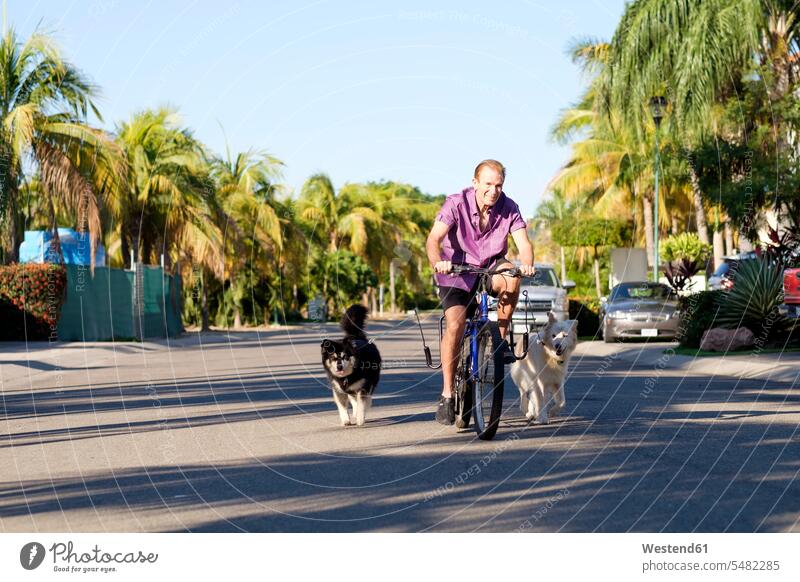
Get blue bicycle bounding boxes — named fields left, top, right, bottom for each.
left=416, top=264, right=530, bottom=440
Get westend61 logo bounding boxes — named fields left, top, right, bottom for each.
left=20, top=541, right=158, bottom=574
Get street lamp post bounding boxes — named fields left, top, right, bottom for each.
left=649, top=96, right=667, bottom=283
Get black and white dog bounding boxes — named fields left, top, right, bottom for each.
left=321, top=305, right=381, bottom=426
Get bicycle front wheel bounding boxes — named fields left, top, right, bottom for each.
left=473, top=321, right=505, bottom=440
left=454, top=334, right=473, bottom=429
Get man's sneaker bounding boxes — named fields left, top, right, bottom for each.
left=499, top=339, right=516, bottom=364
left=435, top=395, right=455, bottom=425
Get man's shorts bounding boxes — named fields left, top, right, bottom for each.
left=438, top=256, right=511, bottom=317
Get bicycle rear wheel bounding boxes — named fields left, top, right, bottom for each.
left=473, top=321, right=505, bottom=440
left=454, top=334, right=473, bottom=429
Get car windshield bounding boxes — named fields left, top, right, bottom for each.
left=610, top=283, right=673, bottom=301
left=521, top=268, right=559, bottom=287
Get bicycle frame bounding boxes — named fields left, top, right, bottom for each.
left=414, top=266, right=530, bottom=369
left=465, top=276, right=491, bottom=382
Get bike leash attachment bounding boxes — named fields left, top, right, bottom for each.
left=413, top=308, right=442, bottom=369
left=521, top=289, right=530, bottom=356
left=509, top=289, right=530, bottom=360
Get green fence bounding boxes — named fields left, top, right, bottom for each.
left=58, top=264, right=182, bottom=341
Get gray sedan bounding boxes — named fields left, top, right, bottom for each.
left=600, top=282, right=680, bottom=343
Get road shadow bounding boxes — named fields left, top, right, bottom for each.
left=2, top=419, right=798, bottom=533
left=2, top=336, right=799, bottom=532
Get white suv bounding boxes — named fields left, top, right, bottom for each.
left=488, top=263, right=575, bottom=332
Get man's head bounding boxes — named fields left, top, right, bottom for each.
left=472, top=159, right=506, bottom=210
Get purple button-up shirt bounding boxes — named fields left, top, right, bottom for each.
left=434, top=187, right=527, bottom=291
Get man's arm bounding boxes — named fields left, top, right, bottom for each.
left=511, top=227, right=534, bottom=276
left=427, top=220, right=453, bottom=273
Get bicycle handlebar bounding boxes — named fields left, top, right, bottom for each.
left=449, top=264, right=522, bottom=277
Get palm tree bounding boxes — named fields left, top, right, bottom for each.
left=601, top=0, right=800, bottom=244
left=0, top=28, right=124, bottom=264
left=115, top=108, right=223, bottom=329
left=210, top=144, right=284, bottom=327
left=606, top=0, right=763, bottom=126
left=551, top=38, right=703, bottom=270
left=267, top=194, right=310, bottom=315
left=296, top=173, right=382, bottom=310
left=534, top=190, right=573, bottom=281
left=342, top=181, right=437, bottom=312
left=549, top=93, right=654, bottom=259
left=297, top=175, right=439, bottom=313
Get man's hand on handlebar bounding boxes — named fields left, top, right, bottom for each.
left=520, top=264, right=535, bottom=277
left=434, top=260, right=452, bottom=274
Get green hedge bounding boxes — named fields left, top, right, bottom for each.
left=569, top=295, right=601, bottom=337
left=0, top=263, right=67, bottom=340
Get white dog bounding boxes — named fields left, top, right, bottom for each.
left=510, top=313, right=578, bottom=425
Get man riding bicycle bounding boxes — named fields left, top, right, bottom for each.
left=426, top=159, right=535, bottom=425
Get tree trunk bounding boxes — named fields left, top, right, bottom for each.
left=389, top=260, right=397, bottom=313
left=689, top=166, right=710, bottom=244
left=9, top=212, right=21, bottom=264
left=7, top=215, right=19, bottom=263
left=121, top=228, right=130, bottom=270
left=642, top=194, right=655, bottom=269
left=201, top=269, right=210, bottom=331
left=724, top=222, right=734, bottom=255
left=671, top=215, right=679, bottom=235
left=560, top=246, right=567, bottom=283
left=370, top=286, right=377, bottom=315
left=47, top=196, right=64, bottom=264
left=593, top=251, right=602, bottom=298
left=5, top=181, right=21, bottom=263
left=234, top=308, right=242, bottom=329
left=142, top=235, right=153, bottom=267
left=713, top=229, right=724, bottom=270
left=322, top=275, right=329, bottom=318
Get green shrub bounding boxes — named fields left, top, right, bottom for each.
left=660, top=233, right=712, bottom=263
left=0, top=263, right=67, bottom=340
left=677, top=290, right=723, bottom=348
left=714, top=256, right=787, bottom=339
left=565, top=263, right=611, bottom=297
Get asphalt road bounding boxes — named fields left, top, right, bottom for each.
left=1, top=318, right=799, bottom=532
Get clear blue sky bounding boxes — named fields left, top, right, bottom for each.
left=9, top=0, right=625, bottom=217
